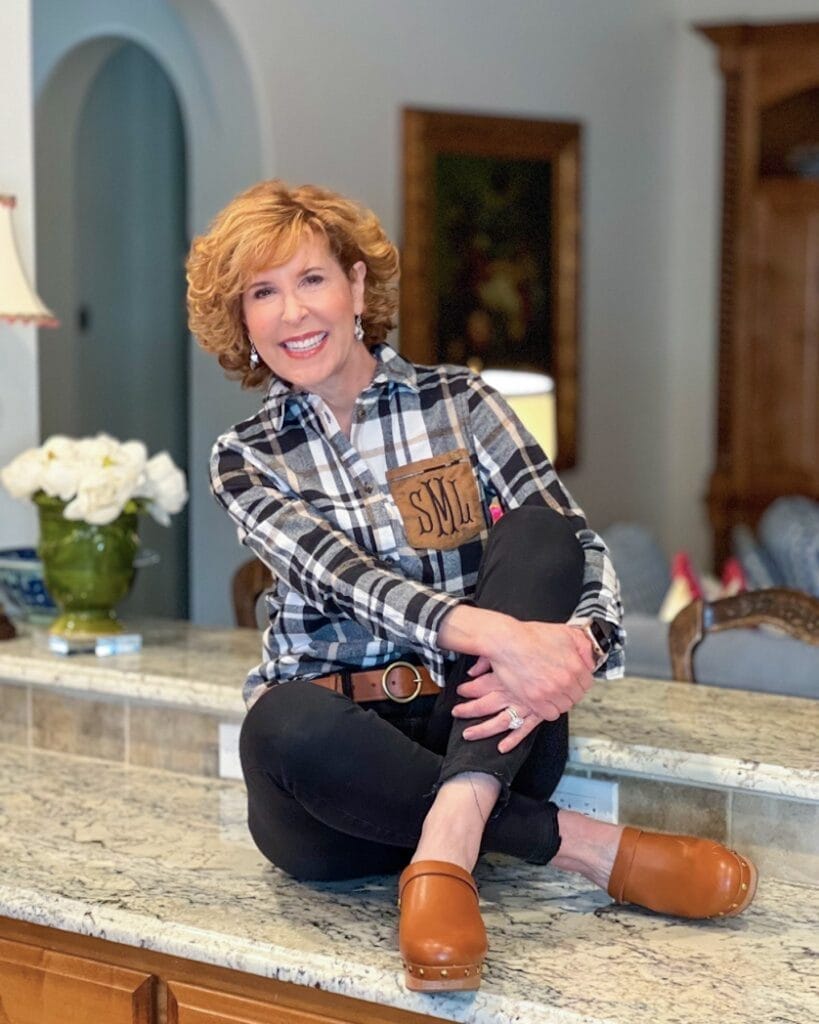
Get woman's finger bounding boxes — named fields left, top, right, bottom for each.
left=462, top=708, right=522, bottom=742
left=452, top=691, right=509, bottom=720
left=497, top=713, right=542, bottom=752
left=523, top=676, right=585, bottom=716
left=467, top=656, right=492, bottom=677
left=456, top=674, right=499, bottom=699
left=527, top=697, right=564, bottom=723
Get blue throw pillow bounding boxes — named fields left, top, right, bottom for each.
left=758, top=497, right=819, bottom=597
left=731, top=524, right=782, bottom=590
left=601, top=522, right=669, bottom=616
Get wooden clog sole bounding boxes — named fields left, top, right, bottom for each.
left=404, top=961, right=484, bottom=991
left=721, top=855, right=758, bottom=917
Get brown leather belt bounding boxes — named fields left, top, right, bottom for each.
left=311, top=660, right=439, bottom=704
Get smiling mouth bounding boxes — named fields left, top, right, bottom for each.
left=280, top=332, right=328, bottom=355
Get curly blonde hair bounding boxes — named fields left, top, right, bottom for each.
left=186, top=180, right=400, bottom=388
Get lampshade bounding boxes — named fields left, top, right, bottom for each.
left=0, top=195, right=58, bottom=327
left=481, top=368, right=557, bottom=462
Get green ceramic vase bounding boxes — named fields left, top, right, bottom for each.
left=35, top=493, right=139, bottom=637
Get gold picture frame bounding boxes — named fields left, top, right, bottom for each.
left=401, top=108, right=581, bottom=469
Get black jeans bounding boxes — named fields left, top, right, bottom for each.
left=240, top=506, right=584, bottom=881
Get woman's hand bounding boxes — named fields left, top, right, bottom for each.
left=453, top=664, right=542, bottom=752
left=438, top=605, right=599, bottom=750
left=448, top=620, right=597, bottom=751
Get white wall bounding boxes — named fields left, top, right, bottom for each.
left=0, top=0, right=39, bottom=549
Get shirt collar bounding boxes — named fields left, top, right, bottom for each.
left=262, top=343, right=418, bottom=430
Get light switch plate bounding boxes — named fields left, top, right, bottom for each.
left=218, top=722, right=243, bottom=780
left=552, top=775, right=619, bottom=823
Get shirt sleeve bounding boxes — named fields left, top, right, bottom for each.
left=210, top=437, right=461, bottom=659
left=465, top=374, right=626, bottom=678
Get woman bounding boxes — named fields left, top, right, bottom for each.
left=187, top=180, right=757, bottom=993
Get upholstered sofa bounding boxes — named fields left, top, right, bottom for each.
left=602, top=498, right=819, bottom=699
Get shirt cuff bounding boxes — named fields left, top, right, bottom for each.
left=405, top=589, right=463, bottom=658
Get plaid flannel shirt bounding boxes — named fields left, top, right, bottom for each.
left=210, top=344, right=625, bottom=707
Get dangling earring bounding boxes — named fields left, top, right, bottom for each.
left=354, top=313, right=365, bottom=343
left=248, top=339, right=261, bottom=369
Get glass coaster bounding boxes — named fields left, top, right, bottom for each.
left=46, top=633, right=143, bottom=657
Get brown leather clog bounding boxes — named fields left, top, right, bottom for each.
left=608, top=826, right=758, bottom=918
left=398, top=860, right=487, bottom=991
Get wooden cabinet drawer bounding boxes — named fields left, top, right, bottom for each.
left=0, top=936, right=152, bottom=1024
left=167, top=980, right=360, bottom=1024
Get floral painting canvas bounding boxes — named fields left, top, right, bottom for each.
left=402, top=108, right=581, bottom=468
left=434, top=154, right=552, bottom=374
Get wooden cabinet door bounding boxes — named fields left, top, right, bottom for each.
left=0, top=937, right=152, bottom=1024
left=167, top=981, right=360, bottom=1024
left=748, top=180, right=819, bottom=488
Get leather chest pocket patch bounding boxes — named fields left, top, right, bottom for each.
left=386, top=448, right=482, bottom=551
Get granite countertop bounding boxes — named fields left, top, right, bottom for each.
left=2, top=621, right=818, bottom=800
left=0, top=742, right=816, bottom=1024
left=0, top=621, right=253, bottom=714
left=568, top=681, right=819, bottom=800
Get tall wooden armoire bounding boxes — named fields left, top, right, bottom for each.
left=700, top=22, right=819, bottom=568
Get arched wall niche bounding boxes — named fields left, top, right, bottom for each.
left=33, top=0, right=270, bottom=623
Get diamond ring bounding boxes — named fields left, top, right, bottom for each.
left=505, top=705, right=525, bottom=730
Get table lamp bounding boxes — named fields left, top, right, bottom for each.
left=0, top=194, right=59, bottom=327
left=0, top=194, right=59, bottom=640
left=480, top=368, right=557, bottom=462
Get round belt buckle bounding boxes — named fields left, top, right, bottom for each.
left=381, top=660, right=423, bottom=703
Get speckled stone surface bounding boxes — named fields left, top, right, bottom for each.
left=1, top=621, right=817, bottom=800
left=569, top=682, right=819, bottom=800
left=0, top=744, right=816, bottom=1024
left=0, top=621, right=252, bottom=714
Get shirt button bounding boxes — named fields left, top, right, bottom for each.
left=356, top=406, right=366, bottom=422
left=363, top=482, right=374, bottom=495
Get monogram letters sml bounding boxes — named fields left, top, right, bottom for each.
left=387, top=449, right=483, bottom=551
left=408, top=474, right=476, bottom=539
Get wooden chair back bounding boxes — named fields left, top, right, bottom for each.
left=668, top=587, right=819, bottom=683
left=232, top=558, right=273, bottom=629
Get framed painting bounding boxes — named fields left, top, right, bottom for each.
left=401, top=108, right=581, bottom=469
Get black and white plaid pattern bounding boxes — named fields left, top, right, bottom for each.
left=211, top=345, right=625, bottom=707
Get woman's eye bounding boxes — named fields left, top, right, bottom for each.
left=303, top=274, right=324, bottom=286
left=251, top=286, right=274, bottom=300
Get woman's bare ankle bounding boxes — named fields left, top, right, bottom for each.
left=411, top=773, right=501, bottom=873
left=550, top=810, right=624, bottom=890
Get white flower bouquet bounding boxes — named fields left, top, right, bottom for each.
left=1, top=433, right=188, bottom=526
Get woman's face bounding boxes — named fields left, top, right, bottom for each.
left=242, top=233, right=368, bottom=401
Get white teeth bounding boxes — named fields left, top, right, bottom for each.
left=283, top=332, right=325, bottom=352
